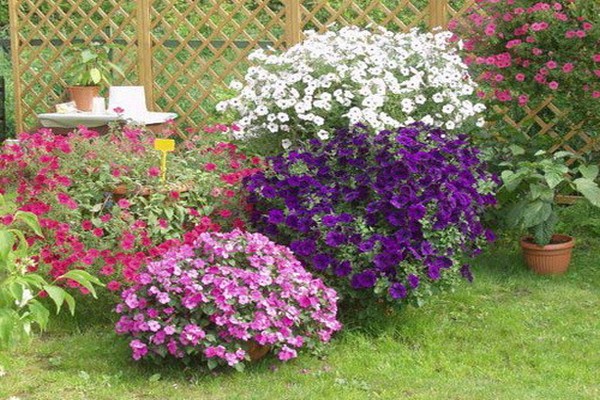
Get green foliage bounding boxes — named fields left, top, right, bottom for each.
left=499, top=146, right=600, bottom=245
left=0, top=194, right=103, bottom=349
left=66, top=43, right=124, bottom=87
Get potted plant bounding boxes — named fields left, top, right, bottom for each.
left=66, top=42, right=123, bottom=111
left=499, top=146, right=600, bottom=275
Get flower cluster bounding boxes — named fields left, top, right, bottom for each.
left=450, top=0, right=600, bottom=125
left=115, top=229, right=341, bottom=368
left=0, top=126, right=261, bottom=290
left=246, top=123, right=496, bottom=305
left=218, top=26, right=486, bottom=152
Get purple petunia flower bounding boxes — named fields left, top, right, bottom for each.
left=407, top=274, right=420, bottom=289
left=350, top=270, right=377, bottom=289
left=389, top=283, right=407, bottom=299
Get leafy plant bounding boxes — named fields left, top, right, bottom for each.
left=67, top=42, right=124, bottom=86
left=499, top=146, right=600, bottom=245
left=0, top=194, right=103, bottom=348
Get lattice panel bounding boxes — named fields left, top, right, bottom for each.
left=300, top=0, right=430, bottom=33
left=448, top=0, right=476, bottom=20
left=148, top=0, right=286, bottom=127
left=11, top=0, right=137, bottom=131
left=487, top=97, right=597, bottom=158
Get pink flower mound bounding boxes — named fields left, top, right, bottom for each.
left=115, top=229, right=342, bottom=369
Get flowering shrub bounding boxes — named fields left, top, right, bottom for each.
left=218, top=26, right=486, bottom=153
left=450, top=0, right=600, bottom=132
left=115, top=229, right=341, bottom=369
left=0, top=125, right=261, bottom=291
left=246, top=123, right=496, bottom=305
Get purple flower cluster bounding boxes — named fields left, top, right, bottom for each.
left=246, top=123, right=496, bottom=304
left=115, top=229, right=341, bottom=368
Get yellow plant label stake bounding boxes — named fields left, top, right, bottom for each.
left=154, top=139, right=175, bottom=183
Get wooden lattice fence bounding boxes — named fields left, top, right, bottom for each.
left=8, top=0, right=596, bottom=156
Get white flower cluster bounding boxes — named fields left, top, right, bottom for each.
left=217, top=26, right=486, bottom=141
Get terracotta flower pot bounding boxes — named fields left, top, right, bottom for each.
left=68, top=86, right=100, bottom=111
left=247, top=341, right=270, bottom=362
left=520, top=234, right=575, bottom=275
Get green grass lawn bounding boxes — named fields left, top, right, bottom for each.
left=1, top=238, right=599, bottom=400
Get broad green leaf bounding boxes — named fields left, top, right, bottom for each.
left=530, top=184, right=554, bottom=202
left=532, top=211, right=558, bottom=246
left=544, top=171, right=564, bottom=189
left=0, top=230, right=14, bottom=263
left=19, top=274, right=48, bottom=289
left=28, top=300, right=50, bottom=331
left=43, top=285, right=66, bottom=314
left=534, top=150, right=547, bottom=157
left=501, top=170, right=522, bottom=192
left=7, top=282, right=24, bottom=304
left=552, top=151, right=575, bottom=159
left=522, top=201, right=552, bottom=228
left=64, top=293, right=76, bottom=316
left=579, top=165, right=599, bottom=181
left=0, top=310, right=16, bottom=348
left=574, top=178, right=600, bottom=207
left=61, top=270, right=104, bottom=298
left=508, top=145, right=525, bottom=156
left=13, top=211, right=43, bottom=237
left=80, top=49, right=96, bottom=63
left=90, top=68, right=102, bottom=84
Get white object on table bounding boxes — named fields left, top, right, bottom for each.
left=38, top=85, right=177, bottom=128
left=92, top=97, right=106, bottom=113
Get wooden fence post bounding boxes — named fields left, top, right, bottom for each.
left=137, top=0, right=154, bottom=110
left=286, top=0, right=302, bottom=47
left=8, top=0, right=22, bottom=133
left=429, top=0, right=448, bottom=30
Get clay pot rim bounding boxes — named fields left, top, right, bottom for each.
left=520, top=234, right=574, bottom=251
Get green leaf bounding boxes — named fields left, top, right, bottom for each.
left=89, top=68, right=102, bottom=84
left=574, top=178, right=600, bottom=207
left=534, top=150, right=547, bottom=157
left=43, top=285, right=66, bottom=314
left=544, top=171, right=564, bottom=189
left=80, top=49, right=96, bottom=63
left=579, top=165, right=599, bottom=181
left=501, top=170, right=522, bottom=192
left=532, top=211, right=558, bottom=246
left=0, top=230, right=14, bottom=263
left=13, top=211, right=43, bottom=237
left=508, top=145, right=525, bottom=156
left=0, top=309, right=18, bottom=348
left=530, top=184, right=554, bottom=202
left=61, top=270, right=104, bottom=298
left=552, top=151, right=575, bottom=159
left=64, top=293, right=76, bottom=316
left=28, top=300, right=50, bottom=331
left=207, top=358, right=218, bottom=370
left=522, top=201, right=552, bottom=229
left=148, top=373, right=161, bottom=382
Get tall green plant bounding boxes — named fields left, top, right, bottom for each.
left=499, top=147, right=600, bottom=245
left=0, top=194, right=103, bottom=348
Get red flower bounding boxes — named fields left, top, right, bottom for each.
left=204, top=163, right=217, bottom=172
left=107, top=281, right=121, bottom=291
left=81, top=220, right=93, bottom=230
left=219, top=209, right=232, bottom=218
left=93, top=228, right=104, bottom=238
left=169, top=191, right=180, bottom=200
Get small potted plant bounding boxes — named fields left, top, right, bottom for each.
left=499, top=147, right=600, bottom=275
left=66, top=42, right=123, bottom=111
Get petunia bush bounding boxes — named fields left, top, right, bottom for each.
left=218, top=26, right=486, bottom=153
left=450, top=0, right=600, bottom=141
left=245, top=123, right=496, bottom=306
left=115, top=229, right=341, bottom=369
left=0, top=125, right=261, bottom=292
